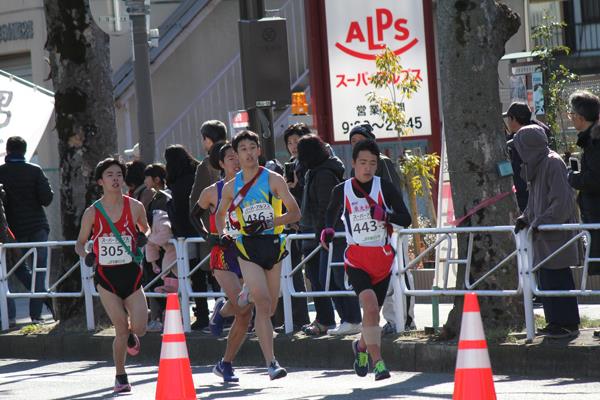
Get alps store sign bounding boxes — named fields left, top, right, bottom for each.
left=325, top=1, right=434, bottom=142
left=0, top=71, right=54, bottom=161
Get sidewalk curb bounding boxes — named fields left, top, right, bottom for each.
left=2, top=331, right=599, bottom=378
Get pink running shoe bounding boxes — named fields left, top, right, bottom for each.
left=126, top=333, right=140, bottom=356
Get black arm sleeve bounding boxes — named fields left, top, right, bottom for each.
left=381, top=179, right=412, bottom=228
left=189, top=203, right=210, bottom=239
left=324, top=183, right=345, bottom=229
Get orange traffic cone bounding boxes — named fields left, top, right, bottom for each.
left=155, top=293, right=196, bottom=400
left=453, top=293, right=497, bottom=400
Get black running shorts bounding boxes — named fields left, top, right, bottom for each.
left=95, top=262, right=143, bottom=300
left=346, top=266, right=391, bottom=307
left=235, top=234, right=288, bottom=270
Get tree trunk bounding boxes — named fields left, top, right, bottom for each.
left=43, top=0, right=117, bottom=323
left=437, top=1, right=523, bottom=338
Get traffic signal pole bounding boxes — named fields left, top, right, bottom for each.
left=238, top=0, right=276, bottom=161
left=125, top=0, right=156, bottom=163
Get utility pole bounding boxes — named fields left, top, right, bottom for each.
left=125, top=0, right=156, bottom=163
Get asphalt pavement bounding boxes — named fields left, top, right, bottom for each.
left=2, top=359, right=600, bottom=400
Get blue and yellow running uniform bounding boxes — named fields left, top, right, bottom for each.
left=233, top=168, right=287, bottom=270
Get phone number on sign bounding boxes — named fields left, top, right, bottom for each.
left=341, top=117, right=423, bottom=135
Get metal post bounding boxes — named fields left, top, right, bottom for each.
left=281, top=238, right=294, bottom=334
left=393, top=235, right=406, bottom=333
left=518, top=230, right=536, bottom=343
left=260, top=107, right=276, bottom=161
left=0, top=245, right=9, bottom=331
left=177, top=238, right=191, bottom=332
left=125, top=0, right=156, bottom=163
left=239, top=0, right=265, bottom=20
left=80, top=257, right=96, bottom=331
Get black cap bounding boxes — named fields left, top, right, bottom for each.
left=503, top=102, right=532, bottom=121
left=349, top=124, right=376, bottom=142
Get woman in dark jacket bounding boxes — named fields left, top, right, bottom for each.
left=297, top=135, right=362, bottom=336
left=164, top=145, right=214, bottom=330
left=567, top=91, right=600, bottom=276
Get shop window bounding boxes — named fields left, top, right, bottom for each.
left=581, top=0, right=600, bottom=24
left=0, top=53, right=32, bottom=82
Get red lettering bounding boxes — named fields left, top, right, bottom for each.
left=366, top=17, right=384, bottom=50
left=394, top=18, right=410, bottom=41
left=345, top=21, right=365, bottom=43
left=375, top=8, right=393, bottom=42
left=336, top=11, right=419, bottom=60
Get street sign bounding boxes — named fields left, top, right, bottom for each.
left=89, top=0, right=130, bottom=36
left=228, top=110, right=250, bottom=138
left=324, top=1, right=433, bottom=141
left=230, top=110, right=250, bottom=129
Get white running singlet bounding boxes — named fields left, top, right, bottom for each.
left=341, top=176, right=390, bottom=247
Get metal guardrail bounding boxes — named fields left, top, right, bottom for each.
left=2, top=224, right=600, bottom=340
left=521, top=224, right=600, bottom=342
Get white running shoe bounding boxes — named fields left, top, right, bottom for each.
left=237, top=285, right=253, bottom=307
left=327, top=322, right=362, bottom=336
left=267, top=359, right=287, bottom=380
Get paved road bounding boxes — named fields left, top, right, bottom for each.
left=2, top=359, right=600, bottom=400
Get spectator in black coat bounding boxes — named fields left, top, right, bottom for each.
left=298, top=134, right=362, bottom=336
left=567, top=91, right=600, bottom=275
left=283, top=123, right=311, bottom=204
left=0, top=136, right=54, bottom=324
left=165, top=145, right=217, bottom=331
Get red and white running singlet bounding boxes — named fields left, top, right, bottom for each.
left=92, top=196, right=138, bottom=266
left=341, top=176, right=391, bottom=247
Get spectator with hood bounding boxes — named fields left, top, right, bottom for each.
left=513, top=125, right=580, bottom=339
left=298, top=134, right=362, bottom=335
left=503, top=102, right=553, bottom=212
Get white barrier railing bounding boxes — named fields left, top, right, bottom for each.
left=0, top=241, right=80, bottom=331
left=521, top=224, right=600, bottom=341
left=1, top=224, right=600, bottom=340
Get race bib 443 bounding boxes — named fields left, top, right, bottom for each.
left=350, top=211, right=386, bottom=244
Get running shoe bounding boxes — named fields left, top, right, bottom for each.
left=126, top=333, right=140, bottom=356
left=352, top=339, right=370, bottom=377
left=147, top=320, right=163, bottom=333
left=113, top=378, right=131, bottom=393
left=213, top=359, right=239, bottom=383
left=327, top=322, right=361, bottom=335
left=373, top=360, right=391, bottom=381
left=237, top=285, right=253, bottom=307
left=209, top=298, right=226, bottom=337
left=267, top=359, right=287, bottom=380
